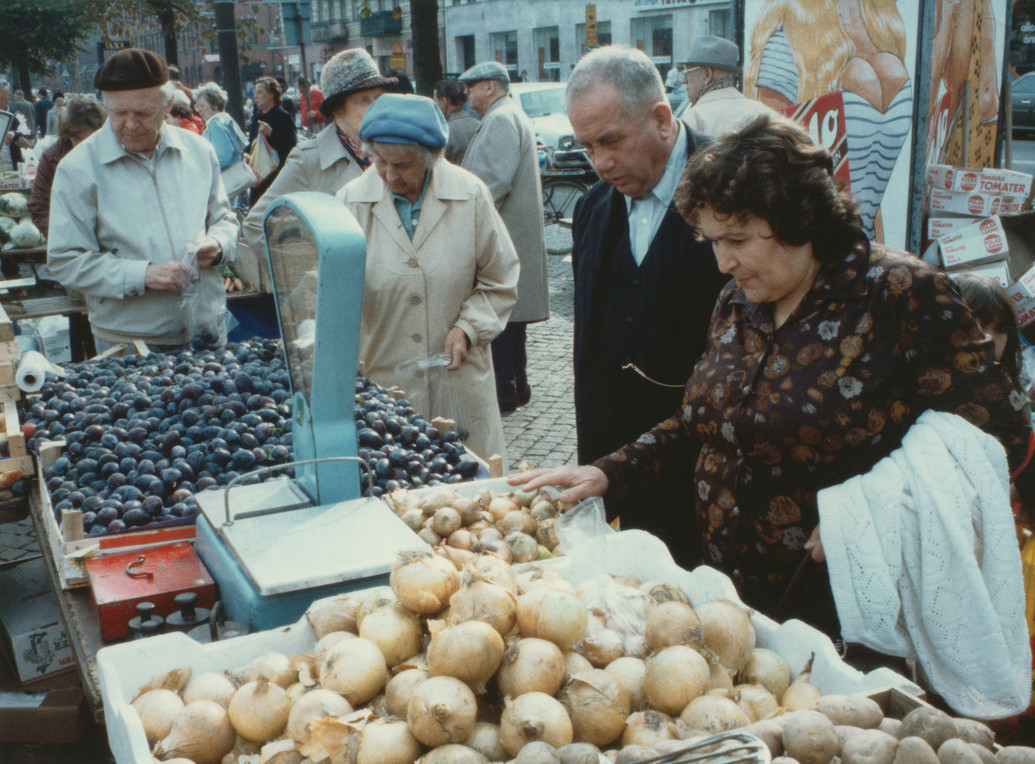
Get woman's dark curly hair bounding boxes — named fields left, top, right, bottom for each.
left=254, top=76, right=283, bottom=107
left=675, top=113, right=865, bottom=264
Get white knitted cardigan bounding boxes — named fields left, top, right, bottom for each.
left=817, top=410, right=1031, bottom=718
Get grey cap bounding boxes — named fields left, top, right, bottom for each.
left=319, top=48, right=397, bottom=117
left=682, top=36, right=740, bottom=73
left=458, top=60, right=510, bottom=85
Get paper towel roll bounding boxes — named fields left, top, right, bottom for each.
left=16, top=350, right=66, bottom=393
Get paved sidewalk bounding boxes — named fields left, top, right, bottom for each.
left=500, top=254, right=577, bottom=471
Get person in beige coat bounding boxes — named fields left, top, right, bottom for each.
left=338, top=94, right=520, bottom=462
left=459, top=61, right=549, bottom=413
left=244, top=48, right=395, bottom=253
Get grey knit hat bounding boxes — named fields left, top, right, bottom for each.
left=319, top=48, right=397, bottom=117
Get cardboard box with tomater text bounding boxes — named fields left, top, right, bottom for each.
left=929, top=187, right=1025, bottom=217
left=927, top=164, right=1034, bottom=199
left=937, top=216, right=1009, bottom=270
left=0, top=558, right=75, bottom=683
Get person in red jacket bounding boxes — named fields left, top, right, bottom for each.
left=29, top=95, right=107, bottom=236
left=298, top=75, right=326, bottom=132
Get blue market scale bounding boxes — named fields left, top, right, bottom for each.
left=194, top=193, right=427, bottom=631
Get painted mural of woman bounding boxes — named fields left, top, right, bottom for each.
left=745, top=0, right=913, bottom=243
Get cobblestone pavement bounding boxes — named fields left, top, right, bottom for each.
left=0, top=516, right=41, bottom=565
left=501, top=253, right=577, bottom=471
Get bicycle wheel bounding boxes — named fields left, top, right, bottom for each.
left=541, top=177, right=588, bottom=256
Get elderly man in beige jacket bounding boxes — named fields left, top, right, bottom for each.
left=459, top=61, right=549, bottom=414
left=678, top=36, right=776, bottom=135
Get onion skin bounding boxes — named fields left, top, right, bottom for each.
left=182, top=673, right=235, bottom=709
left=391, top=551, right=460, bottom=615
left=153, top=699, right=237, bottom=764
left=604, top=657, right=647, bottom=712
left=385, top=668, right=430, bottom=718
left=356, top=718, right=421, bottom=764
left=696, top=599, right=756, bottom=674
left=407, top=675, right=478, bottom=747
left=318, top=636, right=389, bottom=705
left=558, top=669, right=631, bottom=748
left=563, top=652, right=594, bottom=683
left=573, top=626, right=625, bottom=668
left=428, top=620, right=506, bottom=694
left=497, top=638, right=566, bottom=699
left=738, top=648, right=792, bottom=700
left=516, top=589, right=588, bottom=651
left=131, top=688, right=184, bottom=746
left=499, top=692, right=574, bottom=756
left=358, top=601, right=423, bottom=667
left=229, top=652, right=297, bottom=689
left=285, top=688, right=353, bottom=745
left=621, top=710, right=677, bottom=748
left=645, top=601, right=703, bottom=652
left=643, top=646, right=709, bottom=716
left=228, top=678, right=291, bottom=743
left=733, top=683, right=779, bottom=722
left=448, top=576, right=517, bottom=637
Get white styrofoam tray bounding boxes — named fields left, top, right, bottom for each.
left=97, top=529, right=921, bottom=764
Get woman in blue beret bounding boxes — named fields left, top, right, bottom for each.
left=338, top=94, right=520, bottom=462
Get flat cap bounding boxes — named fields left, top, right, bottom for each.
left=94, top=48, right=169, bottom=91
left=358, top=93, right=448, bottom=150
left=458, top=61, right=510, bottom=84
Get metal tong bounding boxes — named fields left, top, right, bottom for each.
left=632, top=731, right=771, bottom=764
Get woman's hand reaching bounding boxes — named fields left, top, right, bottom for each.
left=444, top=327, right=470, bottom=370
left=508, top=466, right=609, bottom=505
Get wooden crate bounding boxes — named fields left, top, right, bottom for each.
left=0, top=399, right=32, bottom=476
left=867, top=685, right=932, bottom=720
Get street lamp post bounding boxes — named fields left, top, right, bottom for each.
left=214, top=0, right=245, bottom=125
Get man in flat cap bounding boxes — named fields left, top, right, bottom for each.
left=678, top=36, right=775, bottom=134
left=459, top=61, right=547, bottom=417
left=48, top=48, right=238, bottom=352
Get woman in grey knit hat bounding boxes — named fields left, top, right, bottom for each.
left=244, top=48, right=395, bottom=253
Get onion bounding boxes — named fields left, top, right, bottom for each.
left=453, top=497, right=482, bottom=526
left=573, top=626, right=625, bottom=668
left=706, top=658, right=735, bottom=693
left=678, top=694, right=750, bottom=734
left=448, top=575, right=517, bottom=636
left=466, top=554, right=518, bottom=592
left=504, top=531, right=540, bottom=563
left=465, top=721, right=508, bottom=761
left=402, top=508, right=426, bottom=531
left=536, top=520, right=560, bottom=551
left=645, top=601, right=702, bottom=652
left=555, top=742, right=602, bottom=763
left=385, top=668, right=429, bottom=717
left=428, top=620, right=505, bottom=694
left=422, top=489, right=457, bottom=513
left=514, top=567, right=573, bottom=596
left=153, top=699, right=237, bottom=764
left=696, top=599, right=756, bottom=674
left=257, top=738, right=301, bottom=763
left=131, top=688, right=184, bottom=746
left=488, top=497, right=519, bottom=523
left=643, top=646, right=709, bottom=716
left=306, top=596, right=362, bottom=638
left=297, top=714, right=363, bottom=762
left=530, top=499, right=558, bottom=521
left=406, top=675, right=478, bottom=747
left=516, top=588, right=588, bottom=651
left=737, top=648, right=791, bottom=700
left=319, top=636, right=388, bottom=705
left=732, top=683, right=778, bottom=722
left=499, top=692, right=574, bottom=755
left=621, top=709, right=677, bottom=748
left=358, top=601, right=423, bottom=667
left=395, top=651, right=430, bottom=673
left=421, top=744, right=490, bottom=763
left=229, top=652, right=297, bottom=689
left=227, top=678, right=292, bottom=743
left=473, top=538, right=513, bottom=563
left=604, top=657, right=646, bottom=711
left=497, top=638, right=566, bottom=698
left=286, top=688, right=353, bottom=745
left=448, top=529, right=475, bottom=550
left=315, top=631, right=355, bottom=663
left=622, top=634, right=648, bottom=660
left=557, top=669, right=630, bottom=748
left=640, top=580, right=690, bottom=606
left=564, top=651, right=594, bottom=682
left=501, top=510, right=537, bottom=536
left=391, top=551, right=460, bottom=614
left=355, top=718, right=421, bottom=764
left=475, top=527, right=504, bottom=544
left=419, top=526, right=442, bottom=546
left=433, top=507, right=464, bottom=537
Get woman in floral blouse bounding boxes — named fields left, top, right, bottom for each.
left=513, top=114, right=1035, bottom=637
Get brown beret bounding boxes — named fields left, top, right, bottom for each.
left=94, top=48, right=169, bottom=92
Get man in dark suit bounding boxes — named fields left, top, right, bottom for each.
left=566, top=46, right=728, bottom=567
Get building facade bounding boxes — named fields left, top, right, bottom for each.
left=442, top=0, right=732, bottom=82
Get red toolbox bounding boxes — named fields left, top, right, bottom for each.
left=85, top=542, right=217, bottom=642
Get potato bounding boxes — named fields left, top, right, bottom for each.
left=880, top=718, right=903, bottom=737
left=815, top=694, right=884, bottom=730
left=841, top=729, right=899, bottom=764
left=893, top=737, right=939, bottom=764
left=782, top=710, right=840, bottom=764
left=937, top=739, right=983, bottom=764
left=836, top=725, right=864, bottom=751
left=897, top=707, right=958, bottom=750
left=969, top=745, right=996, bottom=764
left=774, top=759, right=804, bottom=764
left=742, top=718, right=786, bottom=757
left=997, top=747, right=1035, bottom=764
left=615, top=744, right=653, bottom=764
left=953, top=720, right=994, bottom=750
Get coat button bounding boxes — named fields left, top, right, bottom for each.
left=412, top=333, right=422, bottom=342
left=407, top=258, right=418, bottom=267
left=409, top=294, right=421, bottom=305
left=625, top=316, right=633, bottom=323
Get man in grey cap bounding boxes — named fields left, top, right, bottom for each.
left=459, top=61, right=548, bottom=415
left=678, top=35, right=775, bottom=134
left=48, top=48, right=238, bottom=351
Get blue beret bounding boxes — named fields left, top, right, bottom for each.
left=358, top=93, right=448, bottom=150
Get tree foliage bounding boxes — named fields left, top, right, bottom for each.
left=94, top=0, right=211, bottom=67
left=0, top=0, right=99, bottom=92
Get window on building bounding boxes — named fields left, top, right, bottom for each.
left=708, top=9, right=731, bottom=39
left=457, top=35, right=476, bottom=72
left=490, top=30, right=519, bottom=78
left=631, top=15, right=674, bottom=80
left=533, top=26, right=560, bottom=82
left=576, top=19, right=612, bottom=52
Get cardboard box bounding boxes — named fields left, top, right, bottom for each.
left=965, top=260, right=1011, bottom=287
left=0, top=558, right=75, bottom=683
left=927, top=216, right=973, bottom=241
left=926, top=165, right=1034, bottom=199
left=0, top=643, right=82, bottom=744
left=1007, top=276, right=1035, bottom=328
left=929, top=188, right=1025, bottom=217
left=938, top=216, right=1009, bottom=270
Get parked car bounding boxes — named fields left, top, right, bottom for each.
left=508, top=82, right=590, bottom=171
left=1012, top=72, right=1035, bottom=136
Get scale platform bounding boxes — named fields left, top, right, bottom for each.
left=194, top=478, right=428, bottom=631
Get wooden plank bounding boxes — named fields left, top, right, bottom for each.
left=0, top=455, right=34, bottom=476
left=3, top=400, right=24, bottom=457
left=0, top=383, right=20, bottom=404
left=90, top=344, right=128, bottom=360
left=61, top=509, right=84, bottom=542
left=488, top=454, right=503, bottom=478
left=2, top=295, right=90, bottom=320
left=131, top=339, right=150, bottom=357
left=0, top=301, right=14, bottom=341
left=0, top=361, right=16, bottom=386
left=37, top=439, right=66, bottom=472
left=0, top=341, right=21, bottom=363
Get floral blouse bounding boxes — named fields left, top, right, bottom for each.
left=596, top=242, right=1033, bottom=635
